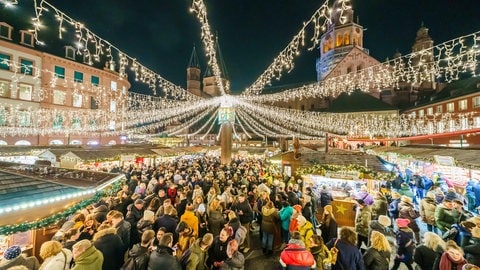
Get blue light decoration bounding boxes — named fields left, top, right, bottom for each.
left=218, top=106, right=235, bottom=125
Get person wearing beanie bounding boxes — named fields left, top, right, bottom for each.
left=0, top=245, right=40, bottom=270
left=368, top=215, right=394, bottom=246
left=391, top=218, right=415, bottom=270
left=320, top=204, right=338, bottom=244
left=137, top=209, right=155, bottom=237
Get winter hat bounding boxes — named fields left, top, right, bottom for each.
left=401, top=195, right=413, bottom=204
left=444, top=191, right=457, bottom=201
left=288, top=238, right=305, bottom=247
left=396, top=218, right=410, bottom=228
left=3, top=245, right=21, bottom=260
left=143, top=210, right=155, bottom=221
left=197, top=203, right=206, bottom=214
left=293, top=204, right=302, bottom=213
left=378, top=215, right=392, bottom=227
left=296, top=215, right=307, bottom=225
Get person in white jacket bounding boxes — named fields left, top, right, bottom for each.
left=39, top=240, right=73, bottom=270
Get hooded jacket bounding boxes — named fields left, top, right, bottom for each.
left=419, top=197, right=437, bottom=225
left=93, top=227, right=125, bottom=270
left=148, top=246, right=181, bottom=270
left=186, top=239, right=209, bottom=270
left=279, top=205, right=294, bottom=231
left=39, top=248, right=73, bottom=270
left=280, top=243, right=316, bottom=270
left=181, top=210, right=199, bottom=237
left=398, top=201, right=420, bottom=232
left=127, top=244, right=150, bottom=270
left=298, top=221, right=315, bottom=250
left=71, top=245, right=104, bottom=270
left=261, top=206, right=279, bottom=234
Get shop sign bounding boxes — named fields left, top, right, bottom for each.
left=434, top=155, right=455, bottom=166
left=324, top=170, right=360, bottom=180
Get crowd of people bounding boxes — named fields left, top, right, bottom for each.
left=0, top=154, right=479, bottom=270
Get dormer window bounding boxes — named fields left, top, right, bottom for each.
left=20, top=30, right=34, bottom=47
left=0, top=23, right=12, bottom=40
left=65, top=46, right=75, bottom=60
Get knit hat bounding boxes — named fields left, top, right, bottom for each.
left=143, top=210, right=154, bottom=220
left=378, top=215, right=391, bottom=227
left=293, top=204, right=302, bottom=213
left=3, top=245, right=21, bottom=260
left=288, top=238, right=305, bottom=247
left=444, top=191, right=457, bottom=202
left=296, top=215, right=307, bottom=225
left=396, top=218, right=410, bottom=228
left=197, top=203, right=206, bottom=214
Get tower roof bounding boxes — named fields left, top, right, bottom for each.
left=204, top=35, right=229, bottom=80
left=188, top=44, right=201, bottom=69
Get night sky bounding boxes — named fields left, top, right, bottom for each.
left=17, top=0, right=480, bottom=94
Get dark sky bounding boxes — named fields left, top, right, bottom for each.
left=25, top=0, right=480, bottom=94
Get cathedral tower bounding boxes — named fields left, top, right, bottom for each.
left=203, top=36, right=230, bottom=96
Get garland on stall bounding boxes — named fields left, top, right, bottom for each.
left=0, top=180, right=124, bottom=236
left=296, top=163, right=396, bottom=181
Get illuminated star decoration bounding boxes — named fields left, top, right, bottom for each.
left=335, top=203, right=347, bottom=215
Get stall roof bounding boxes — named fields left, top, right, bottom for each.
left=372, top=145, right=480, bottom=169
left=61, top=148, right=158, bottom=161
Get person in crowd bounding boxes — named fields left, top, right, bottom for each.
left=371, top=192, right=388, bottom=221
left=435, top=240, right=467, bottom=270
left=414, top=231, right=446, bottom=270
left=109, top=210, right=131, bottom=253
left=319, top=185, right=333, bottom=208
left=398, top=183, right=415, bottom=201
left=363, top=231, right=391, bottom=270
left=289, top=204, right=302, bottom=237
left=124, top=229, right=155, bottom=270
left=197, top=203, right=209, bottom=238
left=176, top=221, right=197, bottom=259
left=227, top=211, right=241, bottom=235
left=0, top=245, right=40, bottom=270
left=279, top=201, right=294, bottom=244
left=147, top=197, right=161, bottom=214
left=92, top=224, right=125, bottom=270
left=354, top=198, right=371, bottom=253
left=137, top=210, right=155, bottom=236
left=126, top=198, right=146, bottom=246
left=296, top=215, right=315, bottom=251
left=326, top=227, right=364, bottom=270
left=71, top=239, right=103, bottom=270
left=77, top=214, right=99, bottom=241
left=304, top=187, right=319, bottom=227
left=388, top=192, right=402, bottom=221
left=153, top=204, right=178, bottom=236
left=38, top=240, right=72, bottom=270
left=185, top=233, right=214, bottom=270
left=398, top=195, right=421, bottom=244
left=300, top=194, right=313, bottom=225
left=62, top=227, right=80, bottom=251
left=309, top=234, right=331, bottom=270
left=368, top=215, right=393, bottom=245
left=279, top=232, right=316, bottom=270
left=93, top=204, right=109, bottom=224
left=181, top=203, right=200, bottom=237
left=207, top=227, right=233, bottom=270
left=391, top=218, right=415, bottom=270
left=465, top=181, right=477, bottom=212
left=261, top=201, right=279, bottom=256
left=420, top=191, right=437, bottom=232
left=231, top=193, right=254, bottom=253
left=148, top=233, right=181, bottom=270
left=453, top=199, right=475, bottom=222
left=319, top=204, right=338, bottom=244
left=462, top=227, right=480, bottom=267
left=220, top=239, right=245, bottom=270
left=435, top=198, right=459, bottom=235
left=153, top=227, right=167, bottom=248
left=208, top=198, right=227, bottom=237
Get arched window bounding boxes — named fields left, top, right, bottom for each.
left=49, top=140, right=64, bottom=145
left=108, top=140, right=117, bottom=145
left=336, top=35, right=343, bottom=47
left=15, top=140, right=31, bottom=146
left=70, top=140, right=82, bottom=145
left=87, top=140, right=99, bottom=146
left=344, top=33, right=350, bottom=45
left=0, top=140, right=7, bottom=145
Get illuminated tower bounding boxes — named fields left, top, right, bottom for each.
left=186, top=45, right=202, bottom=97
left=203, top=36, right=230, bottom=96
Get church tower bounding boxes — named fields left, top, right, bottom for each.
left=203, top=36, right=230, bottom=96
left=316, top=0, right=365, bottom=81
left=411, top=23, right=436, bottom=90
left=186, top=45, right=202, bottom=97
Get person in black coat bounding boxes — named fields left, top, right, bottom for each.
left=320, top=205, right=338, bottom=244
left=93, top=225, right=125, bottom=270
left=463, top=227, right=480, bottom=267
left=126, top=199, right=145, bottom=247
left=110, top=210, right=131, bottom=253
left=207, top=228, right=232, bottom=270
left=414, top=232, right=445, bottom=270
left=153, top=205, right=178, bottom=239
left=148, top=233, right=181, bottom=270
left=363, top=231, right=392, bottom=270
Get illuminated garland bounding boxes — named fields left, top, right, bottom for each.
left=0, top=178, right=124, bottom=235
left=296, top=163, right=396, bottom=181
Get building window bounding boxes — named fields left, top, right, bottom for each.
left=65, top=46, right=75, bottom=60
left=110, top=100, right=116, bottom=112
left=446, top=102, right=455, bottom=112
left=91, top=75, right=99, bottom=86
left=448, top=119, right=456, bottom=132
left=427, top=122, right=434, bottom=134
left=473, top=96, right=480, bottom=108
left=72, top=118, right=81, bottom=130
left=346, top=66, right=352, bottom=73
left=0, top=53, right=11, bottom=70
left=111, top=80, right=117, bottom=91
left=20, top=30, right=34, bottom=47
left=0, top=80, right=9, bottom=97
left=0, top=23, right=12, bottom=40
left=109, top=120, right=115, bottom=131
left=458, top=99, right=468, bottom=111
left=474, top=116, right=480, bottom=128
left=20, top=59, right=34, bottom=75
left=436, top=105, right=442, bottom=114
left=18, top=111, right=30, bottom=127
left=73, top=93, right=82, bottom=107
left=427, top=107, right=433, bottom=115
left=53, top=90, right=66, bottom=105
left=53, top=114, right=63, bottom=130
left=74, top=71, right=83, bottom=83
left=90, top=96, right=99, bottom=109
left=418, top=109, right=424, bottom=117
left=461, top=118, right=468, bottom=130
left=18, top=84, right=32, bottom=100
left=0, top=107, right=6, bottom=126
left=54, top=66, right=65, bottom=79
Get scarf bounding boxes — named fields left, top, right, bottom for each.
left=438, top=252, right=467, bottom=270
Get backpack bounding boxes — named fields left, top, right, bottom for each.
left=329, top=239, right=340, bottom=265
left=235, top=224, right=248, bottom=246
left=179, top=248, right=192, bottom=270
